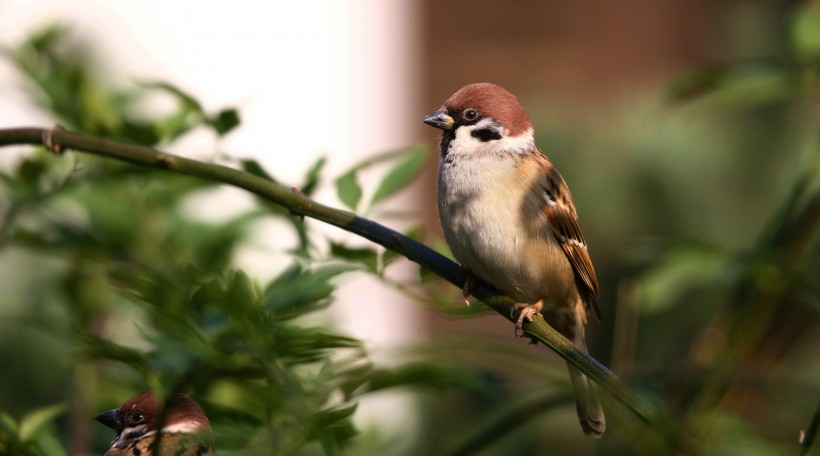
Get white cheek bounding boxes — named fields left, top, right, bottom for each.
left=499, top=128, right=535, bottom=152
left=453, top=127, right=488, bottom=153
left=162, top=421, right=208, bottom=434
left=450, top=126, right=535, bottom=157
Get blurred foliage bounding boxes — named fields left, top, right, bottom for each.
left=1, top=23, right=239, bottom=146
left=1, top=3, right=819, bottom=455
left=334, top=146, right=427, bottom=215
left=0, top=24, right=443, bottom=456
left=519, top=2, right=819, bottom=455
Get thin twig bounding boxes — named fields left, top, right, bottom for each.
left=800, top=402, right=820, bottom=456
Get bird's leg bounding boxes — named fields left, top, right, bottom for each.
left=511, top=299, right=544, bottom=338
left=461, top=270, right=479, bottom=306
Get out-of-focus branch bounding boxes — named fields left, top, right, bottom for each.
left=0, top=127, right=661, bottom=432
left=800, top=403, right=820, bottom=456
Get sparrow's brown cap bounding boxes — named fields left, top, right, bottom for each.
left=95, top=391, right=210, bottom=433
left=441, top=82, right=533, bottom=136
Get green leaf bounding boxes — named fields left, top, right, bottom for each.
left=355, top=362, right=484, bottom=393
left=335, top=171, right=362, bottom=211
left=312, top=403, right=359, bottom=452
left=15, top=156, right=47, bottom=188
left=0, top=412, right=19, bottom=435
left=210, top=108, right=241, bottom=136
left=223, top=269, right=259, bottom=313
left=139, top=81, right=240, bottom=138
left=18, top=404, right=66, bottom=441
left=263, top=264, right=355, bottom=319
left=637, top=247, right=727, bottom=314
left=792, top=3, right=820, bottom=64
left=369, top=146, right=427, bottom=206
left=25, top=23, right=68, bottom=54
left=330, top=242, right=378, bottom=272
left=314, top=403, right=358, bottom=426
left=240, top=159, right=278, bottom=183
left=301, top=157, right=326, bottom=196
left=139, top=81, right=204, bottom=113
left=77, top=333, right=148, bottom=368
left=667, top=63, right=797, bottom=107
left=32, top=431, right=67, bottom=456
left=666, top=63, right=729, bottom=105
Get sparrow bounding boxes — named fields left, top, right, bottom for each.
left=424, top=82, right=605, bottom=437
left=94, top=390, right=213, bottom=455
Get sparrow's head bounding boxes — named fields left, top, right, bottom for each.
left=423, top=83, right=534, bottom=157
left=95, top=391, right=211, bottom=450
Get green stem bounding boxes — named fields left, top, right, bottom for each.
left=800, top=402, right=820, bottom=456
left=0, top=127, right=660, bottom=430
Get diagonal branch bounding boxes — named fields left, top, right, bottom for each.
left=800, top=402, right=820, bottom=456
left=0, top=126, right=660, bottom=430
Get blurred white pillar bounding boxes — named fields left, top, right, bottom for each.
left=0, top=0, right=423, bottom=443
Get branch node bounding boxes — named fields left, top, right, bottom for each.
left=157, top=154, right=174, bottom=167
left=290, top=187, right=305, bottom=221
left=42, top=124, right=65, bottom=154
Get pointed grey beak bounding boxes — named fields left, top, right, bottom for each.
left=94, top=409, right=122, bottom=431
left=423, top=109, right=454, bottom=130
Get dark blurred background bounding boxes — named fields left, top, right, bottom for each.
left=0, top=1, right=817, bottom=455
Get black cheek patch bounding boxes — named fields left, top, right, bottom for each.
left=471, top=128, right=502, bottom=142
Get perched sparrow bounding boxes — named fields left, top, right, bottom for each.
left=424, top=83, right=605, bottom=437
left=95, top=391, right=213, bottom=455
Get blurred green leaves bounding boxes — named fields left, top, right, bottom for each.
left=335, top=170, right=362, bottom=212
left=667, top=2, right=820, bottom=108
left=614, top=4, right=820, bottom=453
left=370, top=146, right=427, bottom=206
left=334, top=146, right=428, bottom=212
left=666, top=61, right=800, bottom=107
left=2, top=24, right=239, bottom=145
left=137, top=81, right=241, bottom=138
left=0, top=405, right=66, bottom=456
left=0, top=146, right=374, bottom=454
left=0, top=23, right=441, bottom=456
left=792, top=2, right=820, bottom=65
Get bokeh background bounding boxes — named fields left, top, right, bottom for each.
left=0, top=1, right=817, bottom=455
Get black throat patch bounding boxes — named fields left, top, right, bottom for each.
left=440, top=130, right=456, bottom=159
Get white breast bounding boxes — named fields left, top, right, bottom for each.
left=436, top=122, right=580, bottom=304
left=437, top=150, right=571, bottom=304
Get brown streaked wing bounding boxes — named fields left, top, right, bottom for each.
left=105, top=433, right=214, bottom=456
left=539, top=155, right=601, bottom=321
left=154, top=433, right=214, bottom=456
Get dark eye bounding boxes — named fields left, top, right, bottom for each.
left=462, top=109, right=478, bottom=121
left=130, top=412, right=145, bottom=423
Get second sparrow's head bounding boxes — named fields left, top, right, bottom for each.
left=95, top=391, right=211, bottom=452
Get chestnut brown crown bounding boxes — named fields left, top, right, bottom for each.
left=95, top=390, right=211, bottom=434
left=442, top=83, right=533, bottom=136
